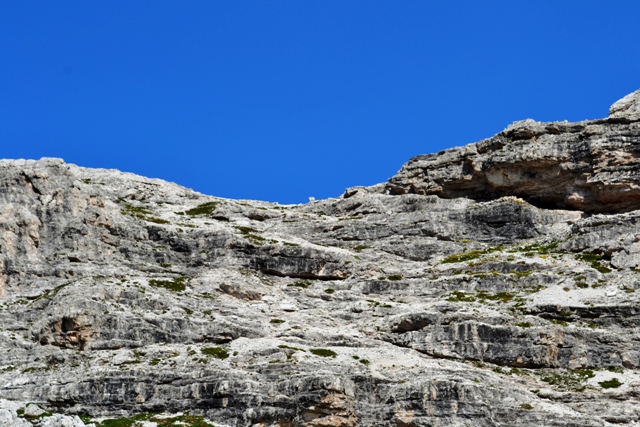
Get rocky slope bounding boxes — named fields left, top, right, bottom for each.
left=1, top=90, right=640, bottom=426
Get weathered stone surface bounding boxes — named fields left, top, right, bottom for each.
left=610, top=89, right=640, bottom=120
left=2, top=90, right=640, bottom=426
left=0, top=409, right=31, bottom=427
left=387, top=91, right=640, bottom=213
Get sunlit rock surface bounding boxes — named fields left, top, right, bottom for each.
left=387, top=89, right=640, bottom=214
left=2, top=90, right=640, bottom=426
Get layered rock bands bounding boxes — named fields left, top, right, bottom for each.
left=1, top=89, right=640, bottom=426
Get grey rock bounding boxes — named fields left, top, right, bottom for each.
left=387, top=90, right=640, bottom=213
left=609, top=89, right=640, bottom=120
left=24, top=403, right=45, bottom=417
left=0, top=409, right=31, bottom=427
left=2, top=91, right=640, bottom=426
left=38, top=414, right=93, bottom=427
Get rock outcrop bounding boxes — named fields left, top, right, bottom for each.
left=1, top=90, right=640, bottom=426
left=387, top=89, right=640, bottom=214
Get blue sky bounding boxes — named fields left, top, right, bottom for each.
left=1, top=2, right=639, bottom=203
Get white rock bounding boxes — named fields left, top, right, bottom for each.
left=609, top=89, right=640, bottom=119
left=279, top=302, right=298, bottom=312
left=40, top=414, right=94, bottom=427
left=0, top=409, right=31, bottom=426
left=23, top=403, right=45, bottom=417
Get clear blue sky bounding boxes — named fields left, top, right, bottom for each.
left=1, top=2, right=639, bottom=203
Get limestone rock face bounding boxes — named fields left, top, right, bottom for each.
left=610, top=89, right=640, bottom=120
left=2, top=90, right=640, bottom=426
left=387, top=91, right=640, bottom=213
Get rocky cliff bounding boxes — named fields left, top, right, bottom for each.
left=1, top=90, right=640, bottom=426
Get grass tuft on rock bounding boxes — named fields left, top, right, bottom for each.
left=95, top=413, right=213, bottom=427
left=149, top=277, right=189, bottom=292
left=310, top=348, right=337, bottom=358
left=288, top=280, right=311, bottom=289
left=599, top=378, right=622, bottom=389
left=575, top=253, right=612, bottom=274
left=234, top=225, right=267, bottom=245
left=516, top=241, right=560, bottom=255
left=185, top=202, right=218, bottom=216
left=201, top=346, right=229, bottom=359
left=539, top=368, right=594, bottom=391
left=94, top=413, right=155, bottom=427
left=146, top=217, right=170, bottom=224
left=442, top=246, right=503, bottom=264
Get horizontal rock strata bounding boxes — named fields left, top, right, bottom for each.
left=387, top=89, right=640, bottom=214
left=1, top=90, right=640, bottom=426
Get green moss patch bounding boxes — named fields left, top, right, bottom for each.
left=34, top=282, right=70, bottom=301
left=539, top=369, right=594, bottom=391
left=121, top=204, right=152, bottom=216
left=233, top=226, right=267, bottom=245
left=146, top=217, right=170, bottom=224
left=575, top=253, right=612, bottom=274
left=151, top=414, right=213, bottom=427
left=185, top=202, right=218, bottom=216
left=446, top=290, right=516, bottom=304
left=95, top=413, right=155, bottom=427
left=511, top=270, right=532, bottom=278
left=235, top=226, right=259, bottom=235
left=476, top=290, right=515, bottom=303
left=310, top=348, right=337, bottom=358
left=120, top=203, right=169, bottom=225
left=599, top=378, right=622, bottom=389
left=447, top=291, right=476, bottom=302
left=95, top=413, right=213, bottom=427
left=288, top=280, right=311, bottom=289
left=516, top=242, right=560, bottom=255
left=149, top=277, right=189, bottom=292
left=442, top=246, right=503, bottom=264
left=201, top=347, right=229, bottom=359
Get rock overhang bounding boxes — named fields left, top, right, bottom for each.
left=386, top=89, right=640, bottom=214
